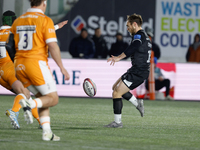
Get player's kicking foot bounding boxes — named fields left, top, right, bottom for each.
left=136, top=99, right=144, bottom=117
left=19, top=99, right=33, bottom=124
left=42, top=131, right=60, bottom=141
left=5, top=109, right=20, bottom=129
left=104, top=121, right=123, bottom=128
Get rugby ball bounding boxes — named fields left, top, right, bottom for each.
left=83, top=78, right=97, bottom=97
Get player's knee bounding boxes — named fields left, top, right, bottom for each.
left=53, top=96, right=59, bottom=106
left=112, top=89, right=120, bottom=98
left=50, top=94, right=59, bottom=106
left=11, top=80, right=25, bottom=94
left=112, top=84, right=116, bottom=91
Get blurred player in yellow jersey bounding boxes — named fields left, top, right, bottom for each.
left=10, top=0, right=70, bottom=141
left=0, top=10, right=39, bottom=129
left=1, top=10, right=68, bottom=130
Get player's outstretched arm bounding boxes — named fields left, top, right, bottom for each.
left=107, top=53, right=126, bottom=66
left=54, top=20, right=68, bottom=30
left=48, top=42, right=70, bottom=80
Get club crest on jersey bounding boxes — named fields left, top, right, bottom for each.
left=16, top=64, right=26, bottom=71
left=134, top=34, right=141, bottom=40
left=71, top=15, right=86, bottom=34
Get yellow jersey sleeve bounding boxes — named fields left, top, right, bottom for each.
left=43, top=17, right=57, bottom=44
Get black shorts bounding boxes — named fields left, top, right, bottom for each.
left=121, top=67, right=149, bottom=90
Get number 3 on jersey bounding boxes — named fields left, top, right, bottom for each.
left=17, top=26, right=36, bottom=50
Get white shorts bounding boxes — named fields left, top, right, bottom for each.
left=15, top=59, right=57, bottom=95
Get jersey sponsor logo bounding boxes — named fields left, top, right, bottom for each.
left=20, top=15, right=38, bottom=19
left=0, top=42, right=6, bottom=46
left=146, top=37, right=150, bottom=40
left=16, top=26, right=36, bottom=32
left=134, top=34, right=141, bottom=40
left=148, top=42, right=152, bottom=48
left=71, top=15, right=86, bottom=34
left=0, top=32, right=9, bottom=35
left=48, top=28, right=55, bottom=33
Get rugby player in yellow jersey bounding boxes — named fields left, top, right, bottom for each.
left=10, top=0, right=70, bottom=141
left=1, top=10, right=36, bottom=129
left=1, top=10, right=68, bottom=130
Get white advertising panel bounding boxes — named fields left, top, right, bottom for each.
left=175, top=63, right=200, bottom=100
left=0, top=59, right=200, bottom=100
left=48, top=59, right=131, bottom=97
left=155, top=0, right=200, bottom=62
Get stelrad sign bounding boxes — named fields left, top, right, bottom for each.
left=56, top=0, right=155, bottom=52
left=155, top=0, right=200, bottom=62
left=70, top=15, right=153, bottom=48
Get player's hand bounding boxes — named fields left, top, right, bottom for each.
left=107, top=55, right=118, bottom=66
left=60, top=67, right=70, bottom=80
left=57, top=20, right=68, bottom=29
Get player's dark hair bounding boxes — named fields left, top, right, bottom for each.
left=29, top=0, right=45, bottom=7
left=127, top=13, right=143, bottom=27
left=2, top=10, right=16, bottom=26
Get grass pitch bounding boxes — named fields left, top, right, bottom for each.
left=0, top=95, right=200, bottom=150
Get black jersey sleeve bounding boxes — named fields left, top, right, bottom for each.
left=5, top=33, right=16, bottom=62
left=124, top=39, right=142, bottom=58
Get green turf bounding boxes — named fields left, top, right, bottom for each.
left=0, top=95, right=200, bottom=150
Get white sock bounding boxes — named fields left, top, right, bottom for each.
left=114, top=114, right=122, bottom=123
left=40, top=116, right=51, bottom=133
left=129, top=95, right=138, bottom=107
left=28, top=97, right=33, bottom=101
left=28, top=97, right=34, bottom=106
left=19, top=93, right=26, bottom=99
left=29, top=98, right=43, bottom=109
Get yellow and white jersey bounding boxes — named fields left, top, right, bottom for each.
left=0, top=26, right=12, bottom=65
left=10, top=8, right=57, bottom=61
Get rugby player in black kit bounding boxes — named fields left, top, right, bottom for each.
left=105, top=14, right=152, bottom=128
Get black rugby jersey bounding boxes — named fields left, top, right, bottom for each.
left=124, top=29, right=152, bottom=71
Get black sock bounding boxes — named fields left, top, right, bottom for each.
left=122, top=92, right=132, bottom=101
left=113, top=98, right=123, bottom=114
